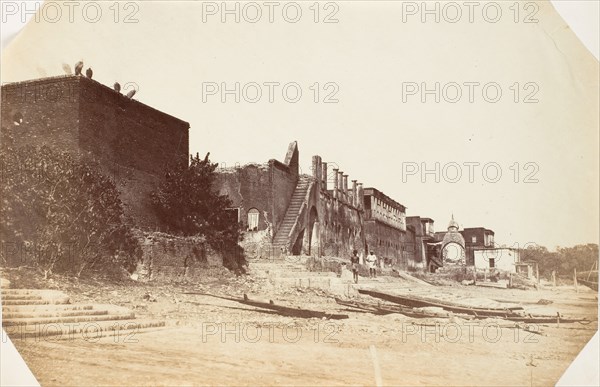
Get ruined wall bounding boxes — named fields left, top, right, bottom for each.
left=213, top=143, right=299, bottom=236
left=214, top=163, right=273, bottom=232
left=134, top=231, right=224, bottom=281
left=318, top=191, right=364, bottom=258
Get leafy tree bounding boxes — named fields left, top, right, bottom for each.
left=0, top=142, right=141, bottom=277
left=520, top=243, right=598, bottom=278
left=151, top=153, right=244, bottom=271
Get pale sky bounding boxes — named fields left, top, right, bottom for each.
left=1, top=0, right=598, bottom=250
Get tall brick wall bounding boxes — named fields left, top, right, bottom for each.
left=78, top=78, right=189, bottom=175
left=1, top=76, right=80, bottom=152
left=1, top=76, right=190, bottom=229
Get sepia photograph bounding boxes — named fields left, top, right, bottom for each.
left=1, top=1, right=599, bottom=386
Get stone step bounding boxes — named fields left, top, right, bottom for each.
left=3, top=319, right=166, bottom=340
left=2, top=297, right=71, bottom=306
left=0, top=279, right=11, bottom=289
left=3, top=311, right=136, bottom=326
left=2, top=294, right=45, bottom=301
left=1, top=289, right=68, bottom=297
left=2, top=304, right=94, bottom=313
left=3, top=308, right=110, bottom=319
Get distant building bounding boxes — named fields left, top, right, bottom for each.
left=363, top=188, right=415, bottom=268
left=460, top=227, right=495, bottom=265
left=406, top=216, right=437, bottom=271
left=473, top=248, right=520, bottom=273
left=434, top=215, right=466, bottom=266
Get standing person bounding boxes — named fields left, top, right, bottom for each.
left=350, top=249, right=360, bottom=284
left=366, top=251, right=378, bottom=278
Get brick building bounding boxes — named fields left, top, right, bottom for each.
left=406, top=216, right=438, bottom=271
left=460, top=227, right=495, bottom=265
left=1, top=75, right=190, bottom=227
left=363, top=188, right=416, bottom=268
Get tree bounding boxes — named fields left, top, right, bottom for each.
left=520, top=243, right=599, bottom=278
left=1, top=142, right=141, bottom=277
left=151, top=153, right=244, bottom=271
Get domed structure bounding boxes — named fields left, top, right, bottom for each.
left=447, top=215, right=459, bottom=231
left=441, top=214, right=465, bottom=264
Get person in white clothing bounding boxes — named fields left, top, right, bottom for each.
left=366, top=251, right=378, bottom=278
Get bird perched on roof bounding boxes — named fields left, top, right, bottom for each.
left=85, top=68, right=93, bottom=79
left=62, top=63, right=72, bottom=75
left=74, top=61, right=84, bottom=76
left=113, top=82, right=121, bottom=93
left=126, top=89, right=136, bottom=99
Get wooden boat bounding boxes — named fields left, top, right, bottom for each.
left=577, top=270, right=598, bottom=291
left=335, top=297, right=481, bottom=320
left=577, top=267, right=598, bottom=290
left=334, top=297, right=393, bottom=315
left=578, top=278, right=598, bottom=291
left=239, top=294, right=349, bottom=320
left=358, top=289, right=524, bottom=318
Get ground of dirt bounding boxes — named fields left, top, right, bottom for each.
left=2, top=265, right=598, bottom=386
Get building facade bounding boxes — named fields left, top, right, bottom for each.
left=363, top=188, right=415, bottom=267
left=214, top=142, right=423, bottom=270
left=406, top=216, right=438, bottom=271
left=460, top=227, right=495, bottom=265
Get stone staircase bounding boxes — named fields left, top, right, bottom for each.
left=272, top=177, right=312, bottom=252
left=1, top=275, right=165, bottom=341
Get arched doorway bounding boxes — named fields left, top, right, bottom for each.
left=442, top=242, right=465, bottom=264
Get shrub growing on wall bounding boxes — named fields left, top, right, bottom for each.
left=0, top=141, right=142, bottom=277
left=151, top=153, right=245, bottom=271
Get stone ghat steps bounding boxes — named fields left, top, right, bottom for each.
left=1, top=277, right=166, bottom=339
left=2, top=304, right=95, bottom=313
left=3, top=308, right=110, bottom=319
left=3, top=311, right=136, bottom=326
left=2, top=289, right=68, bottom=297
left=2, top=297, right=71, bottom=305
left=3, top=319, right=167, bottom=340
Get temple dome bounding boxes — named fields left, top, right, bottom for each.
left=441, top=230, right=465, bottom=249
left=447, top=214, right=459, bottom=231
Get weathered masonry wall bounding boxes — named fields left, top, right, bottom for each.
left=214, top=163, right=273, bottom=232
left=318, top=190, right=364, bottom=258
left=134, top=232, right=224, bottom=281
left=1, top=76, right=80, bottom=152
left=214, top=143, right=299, bottom=234
left=364, top=220, right=416, bottom=265
left=0, top=76, right=190, bottom=229
left=78, top=78, right=189, bottom=175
